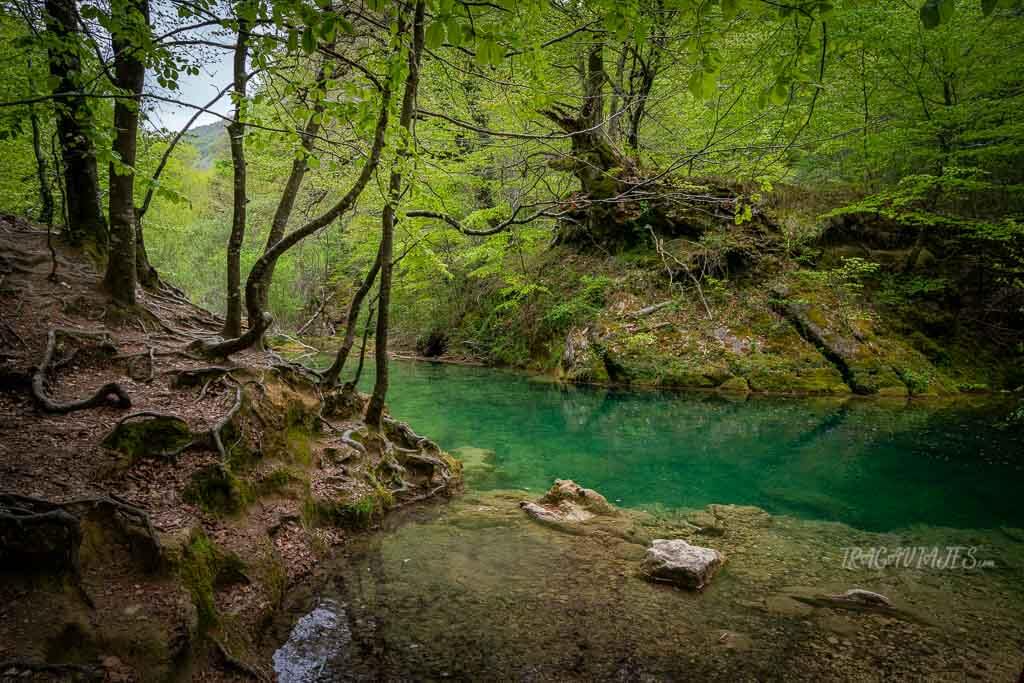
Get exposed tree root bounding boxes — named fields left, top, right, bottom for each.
left=186, top=312, right=272, bottom=359
left=209, top=383, right=244, bottom=461
left=31, top=327, right=132, bottom=414
left=212, top=636, right=270, bottom=681
left=392, top=483, right=449, bottom=508
left=317, top=415, right=369, bottom=455
left=0, top=659, right=103, bottom=681
left=130, top=345, right=156, bottom=382
left=384, top=416, right=440, bottom=453
left=170, top=366, right=233, bottom=389
left=0, top=493, right=161, bottom=575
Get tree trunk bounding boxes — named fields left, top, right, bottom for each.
left=251, top=53, right=333, bottom=319
left=321, top=242, right=382, bottom=387
left=365, top=0, right=425, bottom=429
left=44, top=0, right=106, bottom=249
left=223, top=13, right=250, bottom=338
left=29, top=105, right=54, bottom=226
left=234, top=59, right=396, bottom=354
left=543, top=43, right=633, bottom=245
left=134, top=217, right=160, bottom=289
left=102, top=0, right=148, bottom=306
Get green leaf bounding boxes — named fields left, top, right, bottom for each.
left=445, top=18, right=462, bottom=46
left=688, top=70, right=716, bottom=100
left=920, top=0, right=941, bottom=28
left=721, top=0, right=739, bottom=20
left=425, top=20, right=446, bottom=49
left=301, top=27, right=315, bottom=54
left=769, top=81, right=788, bottom=105
left=981, top=0, right=997, bottom=14
left=938, top=0, right=954, bottom=23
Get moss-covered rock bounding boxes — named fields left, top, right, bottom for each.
left=101, top=414, right=193, bottom=461
left=175, top=530, right=246, bottom=629
left=183, top=463, right=249, bottom=514
left=717, top=376, right=750, bottom=393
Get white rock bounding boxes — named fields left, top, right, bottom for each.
left=642, top=539, right=725, bottom=590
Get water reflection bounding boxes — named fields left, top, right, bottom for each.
left=313, top=356, right=1023, bottom=531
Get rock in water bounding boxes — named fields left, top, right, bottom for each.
left=642, top=539, right=725, bottom=590
left=520, top=479, right=617, bottom=525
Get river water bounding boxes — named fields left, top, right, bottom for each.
left=268, top=359, right=1024, bottom=681
left=344, top=359, right=1022, bottom=532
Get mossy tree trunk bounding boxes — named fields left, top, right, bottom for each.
left=542, top=43, right=637, bottom=246
left=44, top=0, right=107, bottom=250
left=223, top=10, right=251, bottom=338
left=103, top=0, right=149, bottom=306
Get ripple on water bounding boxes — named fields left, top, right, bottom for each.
left=272, top=598, right=351, bottom=682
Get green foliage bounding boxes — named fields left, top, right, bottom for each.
left=541, top=275, right=612, bottom=331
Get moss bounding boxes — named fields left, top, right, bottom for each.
left=256, top=466, right=305, bottom=497
left=177, top=532, right=223, bottom=629
left=183, top=464, right=250, bottom=514
left=284, top=398, right=318, bottom=430
left=304, top=475, right=395, bottom=530
left=717, top=376, right=750, bottom=393
left=283, top=426, right=315, bottom=466
left=101, top=415, right=192, bottom=461
left=253, top=549, right=289, bottom=609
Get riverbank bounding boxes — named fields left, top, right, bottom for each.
left=323, top=198, right=1024, bottom=398
left=0, top=220, right=460, bottom=679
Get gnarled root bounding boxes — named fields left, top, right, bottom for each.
left=209, top=383, right=244, bottom=461
left=0, top=659, right=102, bottom=682
left=186, top=312, right=272, bottom=359
left=0, top=493, right=161, bottom=574
left=0, top=503, right=81, bottom=574
left=384, top=416, right=440, bottom=453
left=32, top=327, right=131, bottom=414
left=212, top=636, right=270, bottom=681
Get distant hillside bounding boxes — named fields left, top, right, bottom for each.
left=185, top=119, right=228, bottom=169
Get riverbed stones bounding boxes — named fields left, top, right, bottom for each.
left=641, top=539, right=725, bottom=590
left=520, top=479, right=617, bottom=526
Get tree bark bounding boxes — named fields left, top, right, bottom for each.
left=365, top=0, right=426, bottom=429
left=320, top=242, right=382, bottom=387
left=29, top=104, right=54, bottom=226
left=102, top=0, right=149, bottom=305
left=44, top=0, right=106, bottom=249
left=234, top=82, right=394, bottom=354
left=251, top=52, right=333, bottom=318
left=134, top=217, right=161, bottom=289
left=222, top=12, right=251, bottom=338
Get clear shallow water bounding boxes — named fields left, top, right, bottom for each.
left=321, top=357, right=1024, bottom=532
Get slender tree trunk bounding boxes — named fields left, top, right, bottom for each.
left=102, top=0, right=148, bottom=305
left=251, top=53, right=333, bottom=319
left=321, top=242, right=382, bottom=386
left=44, top=0, right=106, bottom=249
left=233, top=75, right=396, bottom=355
left=365, top=0, right=425, bottom=429
left=29, top=105, right=54, bottom=226
left=627, top=57, right=657, bottom=157
left=134, top=217, right=161, bottom=289
left=223, top=13, right=251, bottom=337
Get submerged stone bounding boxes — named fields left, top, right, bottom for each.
left=641, top=539, right=725, bottom=590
